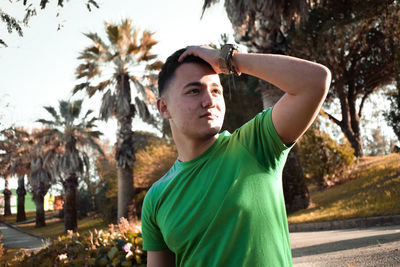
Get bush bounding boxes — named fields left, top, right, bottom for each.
left=0, top=235, right=5, bottom=257
left=298, top=119, right=355, bottom=188
left=5, top=218, right=146, bottom=267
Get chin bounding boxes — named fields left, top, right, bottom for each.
left=200, top=126, right=221, bottom=139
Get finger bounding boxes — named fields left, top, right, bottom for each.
left=178, top=46, right=198, bottom=62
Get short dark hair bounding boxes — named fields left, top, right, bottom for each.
left=158, top=48, right=213, bottom=96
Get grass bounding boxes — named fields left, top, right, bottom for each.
left=15, top=215, right=109, bottom=240
left=0, top=210, right=37, bottom=224
left=288, top=153, right=400, bottom=224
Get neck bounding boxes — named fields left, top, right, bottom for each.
left=172, top=131, right=219, bottom=162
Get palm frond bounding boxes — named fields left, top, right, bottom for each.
left=127, top=43, right=140, bottom=55
left=140, top=31, right=157, bottom=50
left=134, top=97, right=151, bottom=122
left=133, top=80, right=147, bottom=100
left=43, top=106, right=60, bottom=122
left=37, top=128, right=61, bottom=138
left=82, top=151, right=90, bottom=174
left=84, top=116, right=98, bottom=128
left=87, top=0, right=100, bottom=11
left=201, top=0, right=219, bottom=18
left=71, top=99, right=83, bottom=119
left=75, top=61, right=101, bottom=80
left=145, top=60, right=163, bottom=71
left=13, top=127, right=30, bottom=138
left=83, top=32, right=108, bottom=50
left=82, top=109, right=94, bottom=120
left=36, top=119, right=57, bottom=126
left=87, top=130, right=102, bottom=139
left=137, top=52, right=157, bottom=62
left=106, top=22, right=119, bottom=46
left=87, top=137, right=104, bottom=156
left=73, top=82, right=90, bottom=94
left=89, top=80, right=111, bottom=97
left=99, top=89, right=115, bottom=121
left=119, top=19, right=132, bottom=41
left=131, top=27, right=139, bottom=47
left=59, top=100, right=74, bottom=123
left=0, top=8, right=23, bottom=36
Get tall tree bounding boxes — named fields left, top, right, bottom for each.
left=37, top=99, right=102, bottom=232
left=0, top=128, right=27, bottom=217
left=73, top=19, right=162, bottom=220
left=29, top=148, right=53, bottom=227
left=201, top=0, right=322, bottom=212
left=287, top=0, right=400, bottom=157
left=3, top=128, right=32, bottom=222
left=0, top=129, right=13, bottom=216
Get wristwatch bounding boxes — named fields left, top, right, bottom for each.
left=218, top=44, right=241, bottom=76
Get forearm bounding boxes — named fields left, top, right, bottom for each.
left=232, top=53, right=331, bottom=96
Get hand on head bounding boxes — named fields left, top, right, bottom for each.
left=178, top=45, right=222, bottom=74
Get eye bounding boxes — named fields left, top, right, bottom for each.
left=212, top=88, right=222, bottom=95
left=187, top=88, right=200, bottom=94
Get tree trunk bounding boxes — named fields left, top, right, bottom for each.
left=115, top=74, right=136, bottom=221
left=117, top=164, right=135, bottom=220
left=3, top=189, right=12, bottom=216
left=16, top=175, right=27, bottom=222
left=64, top=174, right=78, bottom=233
left=3, top=178, right=12, bottom=216
left=260, top=81, right=311, bottom=213
left=326, top=86, right=364, bottom=157
left=282, top=146, right=311, bottom=213
left=340, top=124, right=364, bottom=157
left=34, top=192, right=46, bottom=227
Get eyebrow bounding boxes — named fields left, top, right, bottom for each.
left=182, top=82, right=222, bottom=90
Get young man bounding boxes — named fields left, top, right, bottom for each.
left=141, top=45, right=331, bottom=267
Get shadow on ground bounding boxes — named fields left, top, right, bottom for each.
left=292, top=231, right=400, bottom=258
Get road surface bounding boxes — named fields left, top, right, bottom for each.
left=290, top=225, right=400, bottom=267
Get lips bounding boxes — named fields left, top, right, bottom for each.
left=200, top=111, right=217, bottom=119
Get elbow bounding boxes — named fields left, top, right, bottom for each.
left=316, top=65, right=331, bottom=96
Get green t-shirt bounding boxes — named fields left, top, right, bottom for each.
left=141, top=108, right=293, bottom=266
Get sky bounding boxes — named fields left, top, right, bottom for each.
left=0, top=0, right=235, bottom=144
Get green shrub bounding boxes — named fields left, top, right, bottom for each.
left=298, top=119, right=355, bottom=188
left=0, top=235, right=5, bottom=257
left=5, top=218, right=146, bottom=267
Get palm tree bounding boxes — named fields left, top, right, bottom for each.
left=29, top=153, right=53, bottom=227
left=6, top=128, right=32, bottom=222
left=37, top=99, right=103, bottom=232
left=201, top=0, right=323, bottom=212
left=0, top=127, right=30, bottom=218
left=0, top=129, right=14, bottom=216
left=29, top=128, right=58, bottom=227
left=73, top=19, right=162, bottom=220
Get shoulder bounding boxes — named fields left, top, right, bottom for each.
left=143, top=163, right=180, bottom=205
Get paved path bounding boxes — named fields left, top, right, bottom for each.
left=0, top=222, right=49, bottom=250
left=290, top=224, right=400, bottom=267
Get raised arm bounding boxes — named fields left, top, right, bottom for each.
left=179, top=45, right=331, bottom=145
left=234, top=53, right=331, bottom=145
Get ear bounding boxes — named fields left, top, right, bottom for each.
left=157, top=97, right=171, bottom=119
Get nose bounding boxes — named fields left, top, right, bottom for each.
left=201, top=89, right=216, bottom=108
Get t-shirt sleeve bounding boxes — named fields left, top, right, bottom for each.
left=234, top=107, right=294, bottom=168
left=141, top=188, right=169, bottom=251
